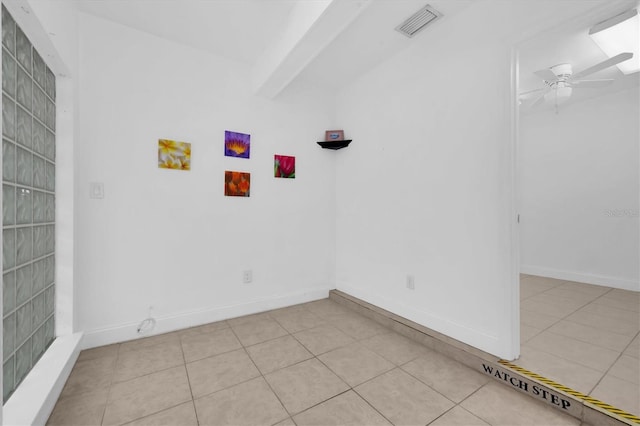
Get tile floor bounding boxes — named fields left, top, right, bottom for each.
left=519, top=275, right=640, bottom=416
left=48, top=298, right=583, bottom=426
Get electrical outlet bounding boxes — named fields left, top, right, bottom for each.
left=243, top=270, right=253, bottom=284
left=406, top=275, right=415, bottom=290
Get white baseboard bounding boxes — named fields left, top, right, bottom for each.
left=3, top=332, right=83, bottom=426
left=80, top=288, right=331, bottom=350
left=520, top=265, right=639, bottom=291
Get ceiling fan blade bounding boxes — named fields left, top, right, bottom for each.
left=527, top=88, right=550, bottom=108
left=534, top=68, right=559, bottom=82
left=570, top=79, right=614, bottom=88
left=519, top=87, right=546, bottom=96
left=571, top=52, right=633, bottom=80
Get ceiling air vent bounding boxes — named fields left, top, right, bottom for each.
left=395, top=4, right=442, bottom=38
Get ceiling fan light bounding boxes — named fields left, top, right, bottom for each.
left=589, top=9, right=639, bottom=74
left=544, top=85, right=573, bottom=105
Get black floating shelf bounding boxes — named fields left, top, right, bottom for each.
left=317, top=140, right=352, bottom=150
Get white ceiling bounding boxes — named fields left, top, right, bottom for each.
left=74, top=0, right=474, bottom=94
left=74, top=0, right=639, bottom=100
left=292, top=0, right=473, bottom=89
left=75, top=0, right=298, bottom=65
left=518, top=0, right=640, bottom=113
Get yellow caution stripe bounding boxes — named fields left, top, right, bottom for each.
left=498, top=360, right=640, bottom=424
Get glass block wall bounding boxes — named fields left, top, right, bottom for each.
left=2, top=5, right=56, bottom=403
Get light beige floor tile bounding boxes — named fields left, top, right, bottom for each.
left=401, top=351, right=489, bottom=403
left=181, top=327, right=242, bottom=363
left=360, top=332, right=429, bottom=365
left=461, top=381, right=579, bottom=425
left=522, top=276, right=565, bottom=290
left=274, top=418, right=296, bottom=426
left=47, top=388, right=108, bottom=426
left=59, top=356, right=116, bottom=398
left=119, top=332, right=181, bottom=353
left=521, top=309, right=563, bottom=330
left=590, top=374, right=640, bottom=416
left=178, top=320, right=229, bottom=339
left=594, top=295, right=640, bottom=312
left=246, top=335, right=313, bottom=374
left=521, top=324, right=543, bottom=343
left=271, top=308, right=325, bottom=333
left=521, top=294, right=585, bottom=318
left=555, top=281, right=611, bottom=298
left=77, top=344, right=119, bottom=363
left=430, top=406, right=490, bottom=426
left=231, top=318, right=289, bottom=346
left=103, top=365, right=192, bottom=426
left=526, top=331, right=619, bottom=372
left=576, top=303, right=640, bottom=325
left=264, top=358, right=349, bottom=415
left=356, top=368, right=453, bottom=425
left=195, top=377, right=289, bottom=426
left=186, top=348, right=260, bottom=398
left=541, top=287, right=603, bottom=304
left=520, top=282, right=546, bottom=300
left=293, top=390, right=391, bottom=426
left=330, top=314, right=389, bottom=340
left=516, top=346, right=603, bottom=394
left=113, top=340, right=184, bottom=382
left=293, top=324, right=355, bottom=355
left=624, top=334, right=639, bottom=359
left=547, top=320, right=635, bottom=352
left=303, top=299, right=354, bottom=321
left=565, top=310, right=639, bottom=336
left=602, top=288, right=640, bottom=302
left=123, top=402, right=197, bottom=426
left=607, top=355, right=639, bottom=384
left=318, top=342, right=394, bottom=387
left=227, top=311, right=273, bottom=327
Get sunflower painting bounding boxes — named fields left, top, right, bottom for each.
left=158, top=139, right=191, bottom=171
left=274, top=154, right=295, bottom=178
left=224, top=131, right=250, bottom=159
left=224, top=171, right=250, bottom=197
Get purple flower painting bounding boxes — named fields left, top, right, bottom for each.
left=225, top=131, right=250, bottom=159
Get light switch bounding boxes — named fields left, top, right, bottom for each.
left=90, top=182, right=104, bottom=199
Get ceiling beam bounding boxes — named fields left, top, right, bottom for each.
left=252, top=0, right=371, bottom=99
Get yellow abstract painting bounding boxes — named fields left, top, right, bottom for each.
left=158, top=139, right=191, bottom=171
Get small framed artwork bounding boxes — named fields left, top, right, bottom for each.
left=274, top=154, right=295, bottom=178
left=225, top=130, right=251, bottom=159
left=158, top=139, right=191, bottom=170
left=224, top=171, right=250, bottom=197
left=325, top=130, right=344, bottom=141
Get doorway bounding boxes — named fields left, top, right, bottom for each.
left=513, top=3, right=640, bottom=417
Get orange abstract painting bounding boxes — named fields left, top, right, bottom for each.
left=225, top=171, right=250, bottom=197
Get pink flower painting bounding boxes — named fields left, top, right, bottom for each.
left=274, top=155, right=295, bottom=179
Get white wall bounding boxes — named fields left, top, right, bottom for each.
left=520, top=88, right=640, bottom=291
left=334, top=7, right=517, bottom=359
left=75, top=13, right=337, bottom=347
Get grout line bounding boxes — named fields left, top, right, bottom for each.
left=451, top=381, right=495, bottom=425
left=587, top=329, right=640, bottom=395
left=177, top=330, right=200, bottom=426
left=99, top=343, right=122, bottom=425
left=350, top=386, right=395, bottom=425
left=227, top=323, right=291, bottom=422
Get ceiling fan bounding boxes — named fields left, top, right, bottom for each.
left=520, top=52, right=634, bottom=108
